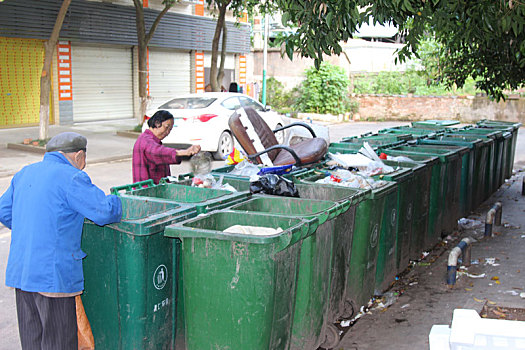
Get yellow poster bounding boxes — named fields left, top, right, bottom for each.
left=0, top=37, right=53, bottom=128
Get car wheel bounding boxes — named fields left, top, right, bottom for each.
left=275, top=123, right=285, bottom=144
left=213, top=131, right=234, bottom=160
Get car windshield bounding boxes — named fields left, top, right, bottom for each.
left=159, top=97, right=216, bottom=109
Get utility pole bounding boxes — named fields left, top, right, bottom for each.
left=261, top=13, right=269, bottom=107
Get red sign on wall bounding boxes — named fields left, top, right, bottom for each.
left=56, top=41, right=73, bottom=101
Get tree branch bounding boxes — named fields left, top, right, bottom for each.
left=146, top=3, right=173, bottom=44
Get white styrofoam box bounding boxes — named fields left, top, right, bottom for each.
left=449, top=309, right=525, bottom=349
left=429, top=325, right=452, bottom=350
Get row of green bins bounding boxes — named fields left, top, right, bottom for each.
left=227, top=195, right=342, bottom=349
left=415, top=137, right=477, bottom=217
left=420, top=134, right=488, bottom=214
left=378, top=148, right=444, bottom=249
left=300, top=164, right=405, bottom=295
left=381, top=144, right=466, bottom=235
left=444, top=131, right=495, bottom=205
left=449, top=128, right=501, bottom=197
left=469, top=127, right=511, bottom=188
left=169, top=175, right=369, bottom=348
left=165, top=210, right=318, bottom=350
left=82, top=195, right=196, bottom=349
left=316, top=148, right=421, bottom=277
left=292, top=169, right=398, bottom=305
left=477, top=119, right=521, bottom=179
left=474, top=124, right=514, bottom=181
left=109, top=180, right=253, bottom=349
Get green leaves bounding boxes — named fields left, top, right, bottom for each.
left=278, top=0, right=525, bottom=101
left=295, top=62, right=351, bottom=114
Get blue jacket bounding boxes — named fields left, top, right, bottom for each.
left=0, top=152, right=122, bottom=293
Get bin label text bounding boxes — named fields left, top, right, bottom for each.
left=153, top=298, right=170, bottom=312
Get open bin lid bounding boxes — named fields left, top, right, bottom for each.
left=84, top=196, right=196, bottom=236
left=164, top=210, right=319, bottom=252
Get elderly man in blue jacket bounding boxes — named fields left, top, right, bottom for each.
left=0, top=132, right=122, bottom=350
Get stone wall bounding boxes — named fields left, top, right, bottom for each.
left=354, top=95, right=525, bottom=124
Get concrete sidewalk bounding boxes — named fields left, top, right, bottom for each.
left=0, top=119, right=138, bottom=178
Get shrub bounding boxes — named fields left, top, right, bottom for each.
left=295, top=62, right=351, bottom=115
left=351, top=70, right=479, bottom=96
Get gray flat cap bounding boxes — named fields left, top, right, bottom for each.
left=46, top=132, right=87, bottom=153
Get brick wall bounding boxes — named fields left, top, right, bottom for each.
left=355, top=94, right=525, bottom=124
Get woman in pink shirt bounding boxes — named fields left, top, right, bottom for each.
left=132, top=110, right=200, bottom=184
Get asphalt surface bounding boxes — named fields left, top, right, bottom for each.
left=0, top=119, right=524, bottom=349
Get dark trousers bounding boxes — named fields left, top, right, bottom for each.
left=15, top=289, right=78, bottom=350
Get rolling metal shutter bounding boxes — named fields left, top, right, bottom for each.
left=71, top=45, right=133, bottom=122
left=148, top=49, right=191, bottom=106
left=0, top=37, right=46, bottom=127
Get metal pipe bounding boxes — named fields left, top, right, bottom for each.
left=484, top=202, right=502, bottom=237
left=447, top=237, right=475, bottom=286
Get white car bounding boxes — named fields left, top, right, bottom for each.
left=142, top=92, right=285, bottom=160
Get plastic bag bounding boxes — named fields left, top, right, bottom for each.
left=258, top=164, right=294, bottom=176
left=191, top=173, right=216, bottom=188
left=225, top=147, right=246, bottom=165
left=76, top=295, right=95, bottom=350
left=229, top=161, right=261, bottom=177
left=387, top=155, right=416, bottom=163
left=249, top=174, right=299, bottom=197
left=190, top=152, right=212, bottom=175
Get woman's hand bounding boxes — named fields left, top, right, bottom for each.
left=177, top=145, right=201, bottom=157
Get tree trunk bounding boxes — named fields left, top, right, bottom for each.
left=217, top=24, right=227, bottom=89
left=137, top=44, right=149, bottom=123
left=210, top=2, right=228, bottom=92
left=134, top=2, right=148, bottom=123
left=39, top=0, right=71, bottom=140
left=133, top=0, right=172, bottom=123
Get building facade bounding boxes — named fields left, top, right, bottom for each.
left=0, top=0, right=251, bottom=127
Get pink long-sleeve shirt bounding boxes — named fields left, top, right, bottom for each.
left=132, top=129, right=181, bottom=184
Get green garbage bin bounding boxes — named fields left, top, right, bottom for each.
left=312, top=151, right=417, bottom=288
left=452, top=128, right=503, bottom=197
left=164, top=211, right=318, bottom=350
left=228, top=196, right=342, bottom=350
left=328, top=142, right=368, bottom=154
left=378, top=149, right=443, bottom=250
left=339, top=134, right=413, bottom=144
left=477, top=120, right=521, bottom=179
left=110, top=179, right=248, bottom=214
left=445, top=132, right=495, bottom=205
left=429, top=134, right=491, bottom=211
left=169, top=174, right=368, bottom=346
left=293, top=170, right=398, bottom=306
left=374, top=160, right=418, bottom=275
left=82, top=196, right=196, bottom=350
left=416, top=137, right=479, bottom=217
left=411, top=120, right=460, bottom=129
left=378, top=126, right=442, bottom=138
left=475, top=126, right=514, bottom=181
left=329, top=138, right=406, bottom=154
left=382, top=144, right=466, bottom=235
